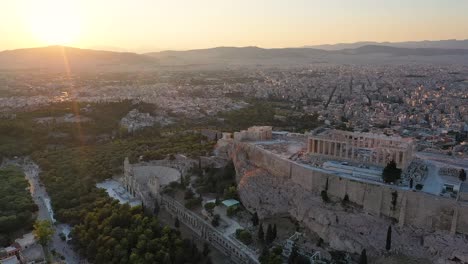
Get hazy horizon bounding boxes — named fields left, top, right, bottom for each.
left=1, top=0, right=468, bottom=53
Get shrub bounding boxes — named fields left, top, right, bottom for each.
left=235, top=229, right=252, bottom=245
left=227, top=206, right=238, bottom=217
left=223, top=186, right=238, bottom=200
left=415, top=184, right=423, bottom=190
left=184, top=189, right=195, bottom=200
left=211, top=214, right=220, bottom=227
left=185, top=197, right=202, bottom=209
left=204, top=202, right=216, bottom=215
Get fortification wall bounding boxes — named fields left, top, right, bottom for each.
left=231, top=141, right=467, bottom=235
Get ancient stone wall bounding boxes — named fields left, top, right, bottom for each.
left=231, top=141, right=468, bottom=235
left=230, top=141, right=468, bottom=262
left=160, top=195, right=259, bottom=264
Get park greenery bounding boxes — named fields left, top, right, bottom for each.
left=0, top=100, right=217, bottom=262
left=235, top=229, right=253, bottom=245
left=0, top=99, right=317, bottom=262
left=193, top=161, right=237, bottom=196
left=259, top=245, right=284, bottom=264
left=0, top=166, right=37, bottom=246
left=33, top=220, right=54, bottom=247
left=72, top=199, right=204, bottom=264
left=217, top=100, right=322, bottom=133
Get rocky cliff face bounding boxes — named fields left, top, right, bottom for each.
left=227, top=141, right=468, bottom=264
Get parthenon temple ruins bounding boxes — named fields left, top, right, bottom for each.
left=307, top=130, right=415, bottom=169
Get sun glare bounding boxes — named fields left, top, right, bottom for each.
left=26, top=0, right=81, bottom=45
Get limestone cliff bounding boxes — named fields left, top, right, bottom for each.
left=226, top=140, right=468, bottom=264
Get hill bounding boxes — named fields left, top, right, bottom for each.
left=1, top=44, right=468, bottom=71
left=305, top=39, right=468, bottom=50
left=146, top=46, right=328, bottom=65
left=0, top=46, right=157, bottom=71
left=337, top=45, right=468, bottom=56
left=147, top=45, right=468, bottom=66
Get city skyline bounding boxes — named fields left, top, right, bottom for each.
left=1, top=0, right=468, bottom=52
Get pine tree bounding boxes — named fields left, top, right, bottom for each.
left=252, top=212, right=259, bottom=226
left=266, top=224, right=274, bottom=244
left=386, top=225, right=392, bottom=251
left=202, top=243, right=210, bottom=257
left=259, top=246, right=270, bottom=263
left=359, top=249, right=367, bottom=264
left=382, top=160, right=402, bottom=183
left=459, top=169, right=467, bottom=182
left=258, top=223, right=265, bottom=242
left=288, top=244, right=299, bottom=264
left=273, top=224, right=277, bottom=240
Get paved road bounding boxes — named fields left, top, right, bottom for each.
left=9, top=158, right=82, bottom=264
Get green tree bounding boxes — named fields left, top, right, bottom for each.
left=227, top=206, right=237, bottom=217
left=235, top=229, right=253, bottom=245
left=223, top=186, right=238, bottom=200
left=259, top=246, right=283, bottom=264
left=211, top=214, right=220, bottom=227
left=252, top=212, right=259, bottom=226
left=288, top=244, right=311, bottom=264
left=459, top=169, right=466, bottom=182
left=382, top=160, right=402, bottom=183
left=258, top=223, right=265, bottom=242
left=273, top=224, right=277, bottom=239
left=266, top=224, right=274, bottom=244
left=202, top=243, right=210, bottom=257
left=359, top=249, right=367, bottom=264
left=288, top=244, right=298, bottom=264
left=33, top=220, right=54, bottom=247
left=204, top=202, right=216, bottom=215
left=386, top=225, right=392, bottom=251
left=320, top=190, right=329, bottom=203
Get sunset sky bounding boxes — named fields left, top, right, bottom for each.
left=1, top=0, right=468, bottom=53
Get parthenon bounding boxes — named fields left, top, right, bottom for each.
left=307, top=130, right=415, bottom=169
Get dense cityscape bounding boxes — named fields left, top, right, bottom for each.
left=1, top=1, right=468, bottom=264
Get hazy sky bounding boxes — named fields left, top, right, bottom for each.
left=1, top=0, right=468, bottom=52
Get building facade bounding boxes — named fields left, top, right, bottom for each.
left=307, top=130, right=415, bottom=169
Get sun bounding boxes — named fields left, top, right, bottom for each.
left=26, top=0, right=81, bottom=45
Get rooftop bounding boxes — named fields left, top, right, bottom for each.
left=222, top=199, right=240, bottom=207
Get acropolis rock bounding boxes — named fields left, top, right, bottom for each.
left=224, top=139, right=468, bottom=263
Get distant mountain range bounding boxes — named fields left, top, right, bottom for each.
left=0, top=46, right=155, bottom=71
left=1, top=42, right=468, bottom=71
left=304, top=39, right=468, bottom=50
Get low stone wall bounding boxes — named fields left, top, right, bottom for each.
left=160, top=195, right=259, bottom=264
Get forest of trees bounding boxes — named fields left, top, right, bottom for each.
left=193, top=161, right=237, bottom=195
left=217, top=100, right=322, bottom=133
left=0, top=166, right=37, bottom=246
left=72, top=199, right=204, bottom=264
left=32, top=130, right=213, bottom=223
left=0, top=100, right=216, bottom=262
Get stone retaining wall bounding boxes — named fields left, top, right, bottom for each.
left=232, top=141, right=468, bottom=236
